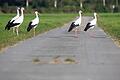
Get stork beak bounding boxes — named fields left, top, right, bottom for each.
left=79, top=10, right=83, bottom=15
left=95, top=13, right=98, bottom=17
left=81, top=12, right=83, bottom=15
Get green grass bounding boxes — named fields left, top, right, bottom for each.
left=98, top=13, right=120, bottom=42
left=0, top=13, right=76, bottom=50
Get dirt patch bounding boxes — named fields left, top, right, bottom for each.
left=32, top=56, right=79, bottom=65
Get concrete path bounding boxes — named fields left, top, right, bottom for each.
left=0, top=17, right=120, bottom=80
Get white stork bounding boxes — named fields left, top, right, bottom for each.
left=68, top=10, right=82, bottom=37
left=84, top=12, right=97, bottom=36
left=27, top=11, right=39, bottom=36
left=5, top=7, right=20, bottom=32
left=5, top=7, right=24, bottom=35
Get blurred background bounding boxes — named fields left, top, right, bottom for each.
left=0, top=0, right=119, bottom=13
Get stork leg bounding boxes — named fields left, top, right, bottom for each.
left=33, top=28, right=35, bottom=37
left=77, top=27, right=81, bottom=33
left=13, top=27, right=15, bottom=33
left=16, top=27, right=19, bottom=36
left=74, top=28, right=78, bottom=38
left=89, top=26, right=96, bottom=37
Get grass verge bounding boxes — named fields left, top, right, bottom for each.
left=0, top=13, right=76, bottom=51
left=98, top=13, right=120, bottom=46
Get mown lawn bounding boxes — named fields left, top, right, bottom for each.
left=0, top=13, right=76, bottom=50
left=98, top=13, right=120, bottom=43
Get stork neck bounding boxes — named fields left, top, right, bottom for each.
left=94, top=15, right=97, bottom=21
left=21, top=9, right=24, bottom=17
left=36, top=13, right=39, bottom=18
left=79, top=13, right=81, bottom=18
left=17, top=9, right=19, bottom=16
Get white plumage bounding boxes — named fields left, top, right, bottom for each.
left=5, top=7, right=24, bottom=35
left=10, top=7, right=20, bottom=22
left=27, top=11, right=39, bottom=36
left=84, top=12, right=97, bottom=31
left=13, top=7, right=24, bottom=25
left=5, top=7, right=20, bottom=30
left=12, top=7, right=24, bottom=35
left=68, top=10, right=82, bottom=37
left=74, top=11, right=82, bottom=26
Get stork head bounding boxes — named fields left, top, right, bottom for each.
left=93, top=12, right=97, bottom=20
left=21, top=7, right=25, bottom=11
left=35, top=11, right=38, bottom=14
left=79, top=10, right=82, bottom=16
left=94, top=12, right=97, bottom=16
left=79, top=10, right=82, bottom=14
left=35, top=11, right=40, bottom=15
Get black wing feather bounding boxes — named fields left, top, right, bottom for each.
left=5, top=20, right=20, bottom=30
left=27, top=22, right=37, bottom=32
left=5, top=20, right=11, bottom=30
left=84, top=23, right=94, bottom=31
left=68, top=22, right=79, bottom=32
left=10, top=23, right=20, bottom=27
